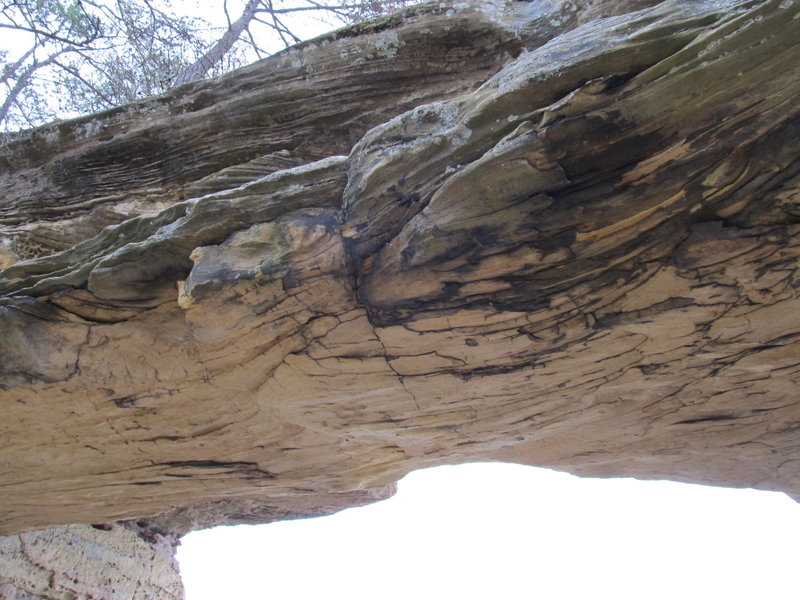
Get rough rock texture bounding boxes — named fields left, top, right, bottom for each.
left=1, top=0, right=799, bottom=597
left=0, top=525, right=181, bottom=600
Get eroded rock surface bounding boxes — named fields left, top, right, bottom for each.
left=1, top=0, right=799, bottom=597
left=0, top=525, right=181, bottom=600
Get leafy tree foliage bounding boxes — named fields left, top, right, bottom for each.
left=0, top=0, right=416, bottom=130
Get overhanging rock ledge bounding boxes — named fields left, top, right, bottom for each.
left=1, top=0, right=799, bottom=597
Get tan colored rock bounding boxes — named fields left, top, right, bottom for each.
left=1, top=0, right=799, bottom=597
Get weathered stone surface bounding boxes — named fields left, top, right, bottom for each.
left=0, top=524, right=181, bottom=599
left=0, top=0, right=528, bottom=265
left=1, top=0, right=799, bottom=597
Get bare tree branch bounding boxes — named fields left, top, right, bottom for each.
left=0, top=21, right=98, bottom=46
left=1, top=47, right=35, bottom=85
left=171, top=0, right=262, bottom=87
left=245, top=26, right=266, bottom=59
left=51, top=59, right=116, bottom=107
left=0, top=52, right=64, bottom=126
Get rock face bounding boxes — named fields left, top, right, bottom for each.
left=1, top=0, right=799, bottom=596
left=0, top=525, right=182, bottom=600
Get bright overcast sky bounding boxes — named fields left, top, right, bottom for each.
left=177, top=462, right=800, bottom=600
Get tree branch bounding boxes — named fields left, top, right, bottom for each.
left=0, top=53, right=63, bottom=126
left=1, top=47, right=35, bottom=85
left=171, top=0, right=262, bottom=87
left=51, top=59, right=116, bottom=107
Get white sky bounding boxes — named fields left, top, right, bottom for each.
left=177, top=462, right=800, bottom=600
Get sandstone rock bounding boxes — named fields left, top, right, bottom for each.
left=1, top=0, right=799, bottom=597
left=0, top=525, right=181, bottom=600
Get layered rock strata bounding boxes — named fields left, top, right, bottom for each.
left=1, top=0, right=798, bottom=597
